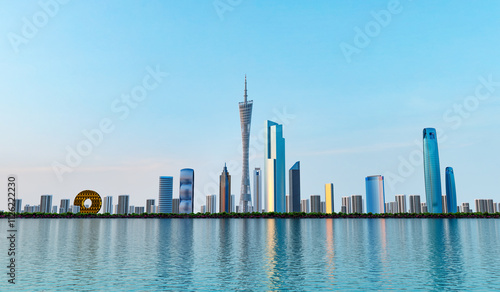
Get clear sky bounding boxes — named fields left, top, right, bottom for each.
left=1, top=0, right=499, bottom=212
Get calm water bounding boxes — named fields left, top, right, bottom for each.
left=1, top=218, right=499, bottom=291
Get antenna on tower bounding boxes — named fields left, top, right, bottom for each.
left=244, top=74, right=248, bottom=103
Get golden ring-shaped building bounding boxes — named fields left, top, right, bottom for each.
left=74, top=190, right=102, bottom=214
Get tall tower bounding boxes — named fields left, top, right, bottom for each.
left=179, top=169, right=194, bottom=214
left=253, top=168, right=262, bottom=213
left=159, top=176, right=173, bottom=213
left=365, top=175, right=385, bottom=214
left=445, top=167, right=457, bottom=213
left=325, top=183, right=334, bottom=214
left=239, top=75, right=253, bottom=212
left=289, top=162, right=301, bottom=212
left=423, top=128, right=443, bottom=213
left=264, top=120, right=286, bottom=212
left=219, top=164, right=231, bottom=213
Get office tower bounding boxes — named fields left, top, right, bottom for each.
left=172, top=198, right=180, bottom=214
left=325, top=183, right=334, bottom=214
left=320, top=202, right=326, bottom=213
left=264, top=120, right=286, bottom=213
left=219, top=164, right=231, bottom=213
left=421, top=203, right=428, bottom=213
left=365, top=175, right=385, bottom=214
left=14, top=199, right=22, bottom=213
left=129, top=206, right=135, bottom=214
left=146, top=199, right=155, bottom=214
left=40, top=195, right=53, bottom=213
left=134, top=206, right=144, bottom=214
left=103, top=196, right=113, bottom=214
left=253, top=168, right=262, bottom=213
left=206, top=194, right=217, bottom=213
left=461, top=203, right=470, bottom=213
left=395, top=195, right=407, bottom=213
left=474, top=199, right=485, bottom=213
left=159, top=176, right=173, bottom=213
left=231, top=195, right=235, bottom=212
left=487, top=199, right=495, bottom=213
left=200, top=205, right=206, bottom=213
left=409, top=195, right=421, bottom=213
left=52, top=206, right=57, bottom=213
left=288, top=162, right=301, bottom=213
left=310, top=195, right=321, bottom=213
left=179, top=169, right=194, bottom=214
left=441, top=196, right=448, bottom=213
left=351, top=195, right=363, bottom=213
left=118, top=195, right=130, bottom=214
left=423, top=128, right=443, bottom=213
left=239, top=76, right=253, bottom=213
left=301, top=199, right=310, bottom=213
left=445, top=167, right=457, bottom=213
left=341, top=196, right=351, bottom=214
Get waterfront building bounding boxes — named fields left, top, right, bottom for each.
left=52, top=206, right=57, bottom=213
left=103, top=196, right=113, bottom=214
left=14, top=199, right=22, bottom=213
left=341, top=196, right=351, bottom=214
left=423, top=128, right=443, bottom=213
left=72, top=205, right=80, bottom=213
left=172, top=198, right=180, bottom=214
left=236, top=206, right=240, bottom=213
left=129, top=206, right=135, bottom=214
left=441, top=196, right=448, bottom=213
left=207, top=194, right=217, bottom=213
left=320, top=201, right=326, bottom=213
left=179, top=169, right=194, bottom=214
left=40, top=195, right=53, bottom=213
left=231, top=195, right=235, bottom=212
left=445, top=167, right=457, bottom=213
left=159, top=176, right=173, bottom=213
left=301, top=199, right=310, bottom=213
left=146, top=199, right=155, bottom=214
left=219, top=164, right=231, bottom=213
left=239, top=76, right=253, bottom=213
left=135, top=207, right=144, bottom=214
left=264, top=120, right=286, bottom=213
left=365, top=175, right=385, bottom=214
left=325, top=183, right=334, bottom=214
left=118, top=195, right=130, bottom=215
left=461, top=202, right=470, bottom=213
left=289, top=162, right=301, bottom=213
left=200, top=205, right=206, bottom=213
left=395, top=195, right=407, bottom=213
left=310, top=195, right=321, bottom=213
left=421, top=203, right=428, bottom=213
left=409, top=195, right=421, bottom=213
left=253, top=168, right=262, bottom=213
left=351, top=195, right=363, bottom=213
left=487, top=199, right=495, bottom=213
left=385, top=203, right=391, bottom=213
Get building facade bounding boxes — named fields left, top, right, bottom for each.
left=159, top=176, right=173, bottom=213
left=325, top=183, right=334, bottom=214
left=423, top=128, right=443, bottom=213
left=365, top=175, right=385, bottom=214
left=179, top=169, right=194, bottom=214
left=289, top=162, right=301, bottom=213
left=395, top=195, right=407, bottom=213
left=310, top=195, right=321, bottom=213
left=172, top=198, right=180, bottom=214
left=409, top=195, right=421, bottom=213
left=351, top=195, right=363, bottom=213
left=264, top=120, right=286, bottom=212
left=40, top=195, right=53, bottom=213
left=103, top=196, right=113, bottom=214
left=146, top=199, right=155, bottom=214
left=253, top=168, right=262, bottom=213
left=219, top=164, right=231, bottom=213
left=341, top=196, right=351, bottom=214
left=445, top=167, right=457, bottom=213
left=207, top=194, right=217, bottom=214
left=118, top=195, right=130, bottom=215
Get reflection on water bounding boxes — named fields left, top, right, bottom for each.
left=3, top=218, right=500, bottom=291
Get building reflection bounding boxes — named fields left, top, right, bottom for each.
left=325, top=219, right=336, bottom=281
left=264, top=219, right=288, bottom=290
left=217, top=218, right=235, bottom=285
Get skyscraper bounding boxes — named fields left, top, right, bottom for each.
left=59, top=199, right=70, bottom=214
left=409, top=195, right=421, bottom=213
left=264, top=120, right=286, bottom=212
left=365, top=175, right=385, bottom=214
left=118, top=195, right=130, bottom=215
left=15, top=199, right=22, bottom=213
left=207, top=194, right=217, bottom=213
left=351, top=195, right=363, bottom=213
left=301, top=199, right=310, bottom=213
left=310, top=195, right=321, bottom=213
left=253, top=168, right=262, bottom=213
left=146, top=199, right=155, bottom=214
left=442, top=196, right=448, bottom=213
left=445, top=167, right=457, bottom=213
left=341, top=196, right=351, bottom=213
left=239, top=76, right=253, bottom=213
left=289, top=162, right=301, bottom=213
left=423, top=128, right=443, bottom=213
left=179, top=169, right=194, bottom=214
left=219, top=164, right=231, bottom=213
left=40, top=195, right=53, bottom=213
left=103, top=196, right=113, bottom=214
left=395, top=195, right=407, bottom=213
left=325, top=183, right=334, bottom=214
left=159, top=176, right=173, bottom=213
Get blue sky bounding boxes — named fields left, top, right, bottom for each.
left=1, top=0, right=499, bottom=211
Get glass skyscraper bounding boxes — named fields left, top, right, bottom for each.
left=264, top=120, right=286, bottom=213
left=325, top=183, right=334, bottom=214
left=219, top=164, right=231, bottom=213
left=159, top=176, right=173, bottom=213
left=365, top=175, right=385, bottom=214
left=445, top=167, right=457, bottom=213
left=239, top=76, right=253, bottom=213
left=423, top=128, right=443, bottom=213
left=179, top=169, right=194, bottom=214
left=289, top=162, right=301, bottom=213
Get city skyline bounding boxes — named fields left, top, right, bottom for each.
left=1, top=2, right=499, bottom=212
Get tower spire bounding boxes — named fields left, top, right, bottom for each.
left=244, top=74, right=248, bottom=103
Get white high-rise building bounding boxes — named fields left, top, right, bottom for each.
left=146, top=199, right=155, bottom=214
left=103, top=196, right=113, bottom=214
left=395, top=195, right=407, bottom=213
left=264, top=120, right=286, bottom=213
left=341, top=196, right=351, bottom=214
left=409, top=195, right=421, bottom=213
left=206, top=195, right=217, bottom=213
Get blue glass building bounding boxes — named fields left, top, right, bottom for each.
left=423, top=128, right=443, bottom=213
left=264, top=120, right=286, bottom=213
left=179, top=169, right=194, bottom=214
left=445, top=167, right=457, bottom=213
left=365, top=175, right=385, bottom=214
left=159, top=176, right=173, bottom=213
